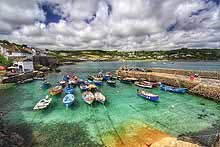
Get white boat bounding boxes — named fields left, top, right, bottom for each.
left=82, top=91, right=95, bottom=105
left=33, top=95, right=52, bottom=110
left=94, top=92, right=106, bottom=104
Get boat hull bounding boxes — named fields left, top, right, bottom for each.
left=160, top=84, right=187, bottom=94
left=63, top=94, right=74, bottom=107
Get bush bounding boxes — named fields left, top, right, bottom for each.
left=0, top=55, right=13, bottom=66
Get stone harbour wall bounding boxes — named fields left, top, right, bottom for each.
left=116, top=69, right=220, bottom=101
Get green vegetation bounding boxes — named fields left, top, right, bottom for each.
left=48, top=48, right=220, bottom=63
left=0, top=54, right=13, bottom=66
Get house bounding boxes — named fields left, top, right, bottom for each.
left=0, top=42, right=34, bottom=72
left=13, top=58, right=34, bottom=72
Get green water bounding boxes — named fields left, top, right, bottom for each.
left=1, top=62, right=220, bottom=146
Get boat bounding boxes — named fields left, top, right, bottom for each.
left=87, top=84, right=97, bottom=92
left=63, top=94, right=74, bottom=107
left=59, top=80, right=66, bottom=88
left=94, top=92, right=106, bottom=104
left=63, top=75, right=70, bottom=81
left=49, top=86, right=63, bottom=95
left=103, top=72, right=112, bottom=81
left=93, top=80, right=103, bottom=86
left=18, top=78, right=34, bottom=84
left=119, top=78, right=133, bottom=84
left=41, top=81, right=52, bottom=89
left=134, top=81, right=153, bottom=89
left=142, top=81, right=158, bottom=88
left=64, top=85, right=74, bottom=94
left=87, top=75, right=94, bottom=81
left=82, top=91, right=95, bottom=105
left=159, top=83, right=187, bottom=94
left=80, top=84, right=89, bottom=92
left=93, top=76, right=103, bottom=81
left=33, top=95, right=52, bottom=110
left=137, top=89, right=160, bottom=101
left=107, top=80, right=116, bottom=87
left=69, top=78, right=79, bottom=87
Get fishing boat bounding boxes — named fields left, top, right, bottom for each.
left=33, top=95, right=52, bottom=110
left=87, top=75, right=94, bottom=81
left=87, top=84, right=97, bottom=92
left=82, top=91, right=95, bottom=105
left=93, top=76, right=103, bottom=81
left=49, top=86, right=63, bottom=95
left=134, top=81, right=153, bottom=89
left=64, top=85, right=74, bottom=94
left=93, top=80, right=103, bottom=86
left=103, top=72, right=112, bottom=81
left=142, top=81, right=158, bottom=88
left=63, top=75, right=69, bottom=81
left=59, top=80, right=66, bottom=88
left=119, top=78, right=133, bottom=84
left=18, top=78, right=34, bottom=84
left=137, top=89, right=160, bottom=101
left=41, top=81, right=51, bottom=89
left=94, top=92, right=106, bottom=104
left=80, top=84, right=89, bottom=92
left=63, top=94, right=74, bottom=107
left=107, top=80, right=116, bottom=87
left=159, top=83, right=187, bottom=94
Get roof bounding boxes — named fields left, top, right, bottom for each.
left=14, top=57, right=33, bottom=62
left=1, top=43, right=33, bottom=54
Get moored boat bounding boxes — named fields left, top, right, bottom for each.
left=94, top=92, right=106, bottom=104
left=63, top=94, right=74, bottom=107
left=33, top=95, right=52, bottom=110
left=80, top=84, right=89, bottom=92
left=119, top=78, right=133, bottom=84
left=134, top=81, right=153, bottom=89
left=142, top=81, right=158, bottom=88
left=49, top=86, right=63, bottom=95
left=159, top=83, right=187, bottom=94
left=107, top=80, right=116, bottom=87
left=82, top=91, right=95, bottom=105
left=59, top=80, right=66, bottom=88
left=64, top=85, right=74, bottom=94
left=103, top=72, right=112, bottom=81
left=137, top=89, right=160, bottom=101
left=93, top=80, right=103, bottom=86
left=87, top=75, right=94, bottom=81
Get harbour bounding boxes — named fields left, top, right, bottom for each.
left=1, top=61, right=220, bottom=147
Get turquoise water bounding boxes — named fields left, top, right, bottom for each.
left=1, top=61, right=220, bottom=146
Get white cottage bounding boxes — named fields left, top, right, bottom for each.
left=13, top=58, right=34, bottom=72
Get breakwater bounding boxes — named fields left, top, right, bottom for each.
left=116, top=68, right=220, bottom=101
left=2, top=71, right=38, bottom=83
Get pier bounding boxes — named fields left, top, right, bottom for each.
left=116, top=68, right=220, bottom=100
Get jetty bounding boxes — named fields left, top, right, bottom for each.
left=116, top=68, right=220, bottom=100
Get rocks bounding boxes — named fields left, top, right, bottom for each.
left=150, top=137, right=201, bottom=147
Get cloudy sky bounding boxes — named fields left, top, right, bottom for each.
left=0, top=0, right=220, bottom=51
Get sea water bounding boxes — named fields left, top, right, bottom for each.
left=0, top=61, right=220, bottom=146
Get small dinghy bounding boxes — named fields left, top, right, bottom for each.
left=93, top=80, right=103, bottom=86
left=59, top=80, right=66, bottom=88
left=63, top=94, right=74, bottom=107
left=135, top=81, right=153, bottom=89
left=82, top=91, right=95, bottom=105
left=94, top=92, right=106, bottom=104
left=142, top=81, right=158, bottom=88
left=103, top=72, right=112, bottom=81
left=87, top=75, right=94, bottom=81
left=159, top=83, right=187, bottom=94
left=49, top=86, right=63, bottom=95
left=64, top=85, right=74, bottom=94
left=137, top=89, right=160, bottom=101
left=107, top=80, right=116, bottom=87
left=63, top=75, right=70, bottom=82
left=18, top=78, right=34, bottom=84
left=80, top=84, right=89, bottom=92
left=41, top=81, right=51, bottom=89
left=34, top=95, right=52, bottom=110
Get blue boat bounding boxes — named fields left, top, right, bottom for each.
left=41, top=81, right=51, bottom=89
left=63, top=94, right=74, bottom=107
left=64, top=85, right=74, bottom=94
left=137, top=89, right=160, bottom=101
left=80, top=84, right=89, bottom=92
left=93, top=80, right=103, bottom=86
left=159, top=83, right=187, bottom=94
left=63, top=75, right=69, bottom=82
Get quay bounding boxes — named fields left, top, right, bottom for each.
left=116, top=68, right=220, bottom=100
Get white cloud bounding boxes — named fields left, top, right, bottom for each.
left=0, top=0, right=220, bottom=50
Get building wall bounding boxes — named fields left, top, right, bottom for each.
left=14, top=61, right=34, bottom=72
